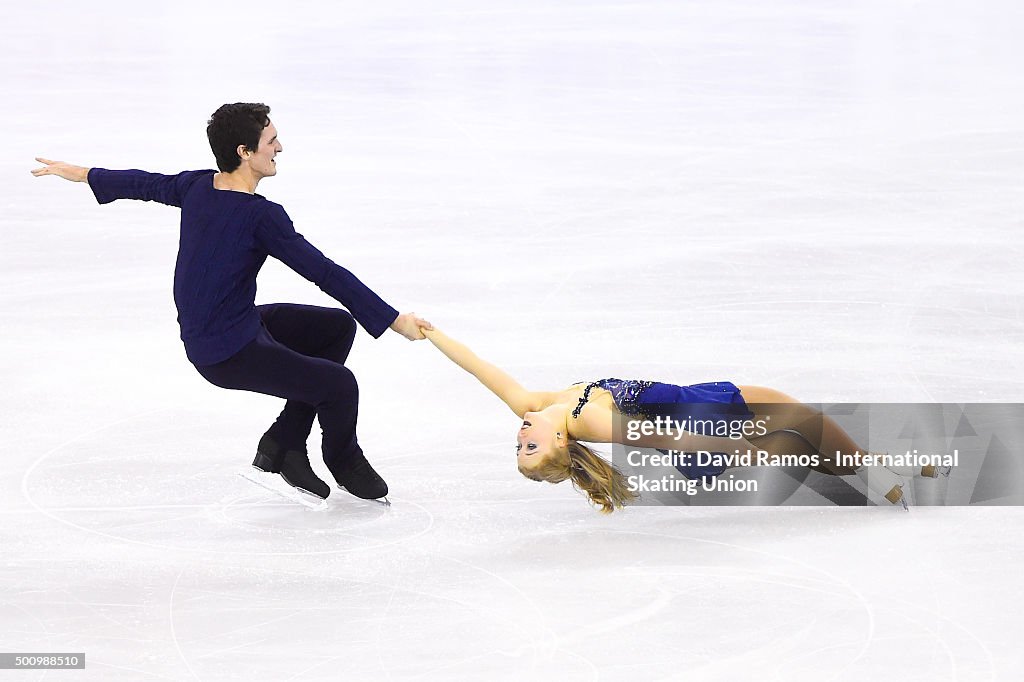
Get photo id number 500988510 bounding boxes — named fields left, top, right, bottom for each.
left=0, top=653, right=85, bottom=669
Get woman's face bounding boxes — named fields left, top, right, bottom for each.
left=516, top=411, right=560, bottom=470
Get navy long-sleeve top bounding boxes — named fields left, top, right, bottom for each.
left=87, top=168, right=399, bottom=366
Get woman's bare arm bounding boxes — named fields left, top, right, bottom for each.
left=422, top=328, right=554, bottom=418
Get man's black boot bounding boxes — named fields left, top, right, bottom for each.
left=254, top=434, right=330, bottom=500
left=325, top=451, right=389, bottom=500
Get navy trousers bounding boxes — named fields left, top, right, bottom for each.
left=194, top=303, right=361, bottom=466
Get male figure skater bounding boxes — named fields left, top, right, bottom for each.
left=31, top=102, right=430, bottom=503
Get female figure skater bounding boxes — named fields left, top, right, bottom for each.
left=422, top=327, right=942, bottom=512
left=31, top=103, right=431, bottom=503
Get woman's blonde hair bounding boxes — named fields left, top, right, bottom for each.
left=518, top=440, right=638, bottom=513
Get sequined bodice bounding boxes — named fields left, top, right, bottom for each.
left=571, top=378, right=655, bottom=419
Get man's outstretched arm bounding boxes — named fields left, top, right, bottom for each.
left=31, top=157, right=203, bottom=207
left=257, top=202, right=432, bottom=341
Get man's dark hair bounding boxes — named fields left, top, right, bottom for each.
left=206, top=103, right=271, bottom=172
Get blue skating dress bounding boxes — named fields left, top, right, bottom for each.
left=571, top=379, right=754, bottom=482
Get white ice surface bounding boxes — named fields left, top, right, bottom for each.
left=2, top=1, right=1023, bottom=680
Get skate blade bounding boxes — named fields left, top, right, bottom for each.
left=338, top=486, right=391, bottom=507
left=240, top=471, right=329, bottom=511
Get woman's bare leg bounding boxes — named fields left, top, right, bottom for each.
left=734, top=386, right=907, bottom=505
left=737, top=385, right=866, bottom=475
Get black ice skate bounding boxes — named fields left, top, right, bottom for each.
left=325, top=452, right=390, bottom=505
left=253, top=434, right=331, bottom=500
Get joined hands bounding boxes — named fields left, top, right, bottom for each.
left=390, top=313, right=433, bottom=341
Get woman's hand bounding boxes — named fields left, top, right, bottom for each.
left=31, top=158, right=90, bottom=183
left=390, top=312, right=433, bottom=340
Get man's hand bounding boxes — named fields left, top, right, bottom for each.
left=31, top=158, right=90, bottom=183
left=390, top=312, right=433, bottom=341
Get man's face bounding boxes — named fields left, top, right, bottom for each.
left=245, top=121, right=283, bottom=178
